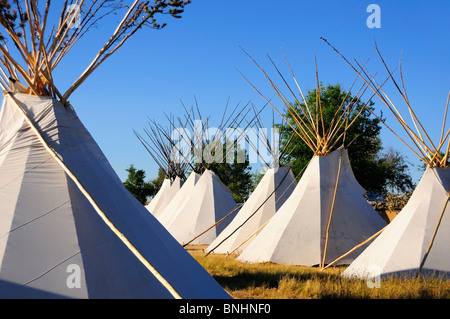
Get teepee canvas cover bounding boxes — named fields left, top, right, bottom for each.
left=157, top=171, right=200, bottom=227
left=237, top=147, right=386, bottom=266
left=206, top=164, right=297, bottom=255
left=323, top=39, right=450, bottom=279
left=147, top=176, right=183, bottom=217
left=146, top=178, right=171, bottom=214
left=0, top=93, right=229, bottom=299
left=165, top=169, right=238, bottom=245
left=342, top=167, right=450, bottom=279
left=205, top=105, right=298, bottom=256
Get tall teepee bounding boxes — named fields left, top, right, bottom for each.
left=236, top=50, right=386, bottom=267
left=205, top=108, right=298, bottom=255
left=0, top=1, right=230, bottom=299
left=323, top=38, right=450, bottom=279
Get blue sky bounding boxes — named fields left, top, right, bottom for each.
left=51, top=0, right=450, bottom=185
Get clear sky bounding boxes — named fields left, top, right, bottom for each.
left=50, top=0, right=450, bottom=185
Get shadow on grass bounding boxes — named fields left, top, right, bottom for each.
left=211, top=264, right=344, bottom=292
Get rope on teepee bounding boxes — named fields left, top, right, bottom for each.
left=220, top=159, right=311, bottom=257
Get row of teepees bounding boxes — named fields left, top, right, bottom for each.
left=224, top=38, right=450, bottom=280
left=0, top=1, right=231, bottom=299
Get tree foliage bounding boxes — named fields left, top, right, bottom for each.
left=123, top=164, right=155, bottom=205
left=280, top=83, right=414, bottom=195
left=199, top=139, right=253, bottom=203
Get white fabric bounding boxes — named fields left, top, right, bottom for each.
left=146, top=178, right=172, bottom=214
left=151, top=176, right=184, bottom=218
left=205, top=165, right=297, bottom=255
left=146, top=176, right=183, bottom=217
left=237, top=147, right=386, bottom=266
left=165, top=169, right=238, bottom=245
left=0, top=93, right=230, bottom=299
left=342, top=167, right=450, bottom=279
left=157, top=172, right=200, bottom=227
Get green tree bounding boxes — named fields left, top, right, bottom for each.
left=281, top=83, right=414, bottom=195
left=213, top=160, right=253, bottom=204
left=123, top=164, right=155, bottom=205
left=377, top=147, right=415, bottom=193
left=151, top=167, right=167, bottom=192
left=201, top=139, right=253, bottom=203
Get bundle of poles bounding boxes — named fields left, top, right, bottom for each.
left=0, top=0, right=189, bottom=103
left=321, top=37, right=450, bottom=168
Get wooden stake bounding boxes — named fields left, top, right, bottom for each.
left=182, top=204, right=243, bottom=247
left=321, top=147, right=344, bottom=268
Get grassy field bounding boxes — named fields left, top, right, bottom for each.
left=186, top=245, right=450, bottom=299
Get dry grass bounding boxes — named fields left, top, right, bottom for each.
left=186, top=245, right=450, bottom=299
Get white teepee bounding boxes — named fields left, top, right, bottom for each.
left=0, top=2, right=230, bottom=299
left=165, top=169, right=238, bottom=245
left=146, top=178, right=171, bottom=214
left=237, top=147, right=386, bottom=266
left=205, top=112, right=298, bottom=255
left=324, top=39, right=450, bottom=279
left=157, top=171, right=201, bottom=227
left=206, top=164, right=297, bottom=255
left=149, top=98, right=257, bottom=245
